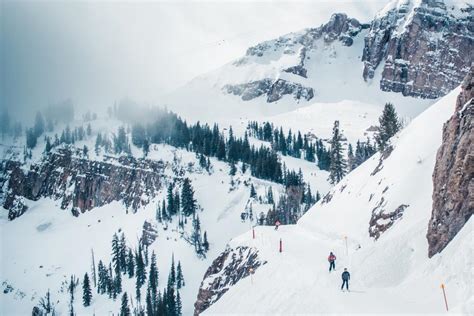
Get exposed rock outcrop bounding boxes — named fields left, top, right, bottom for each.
left=245, top=13, right=366, bottom=59
left=194, top=246, right=266, bottom=315
left=1, top=148, right=166, bottom=220
left=369, top=199, right=409, bottom=239
left=226, top=13, right=367, bottom=103
left=224, top=78, right=314, bottom=103
left=427, top=67, right=474, bottom=257
left=141, top=220, right=159, bottom=246
left=362, top=0, right=473, bottom=98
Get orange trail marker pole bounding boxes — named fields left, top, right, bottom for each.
left=279, top=238, right=282, bottom=253
left=441, top=284, right=449, bottom=311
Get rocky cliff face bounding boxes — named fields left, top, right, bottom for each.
left=224, top=13, right=368, bottom=103
left=427, top=67, right=473, bottom=257
left=224, top=78, right=314, bottom=103
left=362, top=0, right=473, bottom=99
left=1, top=148, right=166, bottom=220
left=194, top=246, right=266, bottom=315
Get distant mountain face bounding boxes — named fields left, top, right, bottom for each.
left=207, top=0, right=473, bottom=105
left=223, top=13, right=369, bottom=103
left=362, top=0, right=473, bottom=98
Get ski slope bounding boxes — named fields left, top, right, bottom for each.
left=203, top=87, right=473, bottom=314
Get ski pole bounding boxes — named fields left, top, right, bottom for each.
left=441, top=283, right=449, bottom=311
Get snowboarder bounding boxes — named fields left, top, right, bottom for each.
left=274, top=220, right=281, bottom=230
left=328, top=252, right=336, bottom=272
left=341, top=268, right=350, bottom=291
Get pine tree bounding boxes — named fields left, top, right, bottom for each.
left=34, top=111, right=45, bottom=137
left=120, top=292, right=131, bottom=316
left=108, top=264, right=116, bottom=299
left=97, top=260, right=106, bottom=294
left=45, top=137, right=52, bottom=153
left=114, top=268, right=122, bottom=294
left=119, top=233, right=128, bottom=273
left=145, top=289, right=154, bottom=316
left=95, top=133, right=103, bottom=155
left=328, top=121, right=347, bottom=184
left=348, top=143, right=356, bottom=171
left=162, top=199, right=168, bottom=221
left=156, top=291, right=165, bottom=315
left=26, top=128, right=38, bottom=149
left=156, top=204, right=162, bottom=223
left=229, top=162, right=237, bottom=176
left=250, top=184, right=257, bottom=199
left=176, top=261, right=185, bottom=289
left=148, top=251, right=159, bottom=297
left=39, top=289, right=53, bottom=314
left=135, top=246, right=146, bottom=289
left=131, top=123, right=146, bottom=147
left=174, top=191, right=180, bottom=216
left=192, top=215, right=203, bottom=254
left=135, top=276, right=142, bottom=303
left=82, top=273, right=92, bottom=307
left=112, top=233, right=121, bottom=274
left=375, top=102, right=401, bottom=151
left=166, top=286, right=176, bottom=316
left=176, top=291, right=182, bottom=316
left=202, top=231, right=209, bottom=252
left=127, top=248, right=135, bottom=278
left=168, top=255, right=176, bottom=288
left=68, top=275, right=77, bottom=316
left=181, top=178, right=196, bottom=216
left=167, top=183, right=175, bottom=216
left=143, top=138, right=150, bottom=157
left=114, top=126, right=130, bottom=154
left=267, top=187, right=274, bottom=204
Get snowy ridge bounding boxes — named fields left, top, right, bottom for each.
left=199, top=86, right=473, bottom=314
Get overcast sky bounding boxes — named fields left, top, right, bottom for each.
left=1, top=0, right=388, bottom=117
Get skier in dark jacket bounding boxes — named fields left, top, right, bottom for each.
left=341, top=268, right=350, bottom=291
left=328, top=252, right=336, bottom=272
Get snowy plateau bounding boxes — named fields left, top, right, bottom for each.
left=1, top=0, right=473, bottom=315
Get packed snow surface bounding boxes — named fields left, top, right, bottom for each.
left=203, top=87, right=474, bottom=315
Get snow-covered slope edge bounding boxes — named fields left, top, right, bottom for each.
left=195, top=84, right=473, bottom=314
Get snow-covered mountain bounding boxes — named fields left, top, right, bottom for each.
left=1, top=0, right=472, bottom=315
left=195, top=68, right=473, bottom=315
left=164, top=0, right=472, bottom=128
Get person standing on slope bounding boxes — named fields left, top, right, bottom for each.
left=328, top=252, right=336, bottom=272
left=274, top=219, right=281, bottom=230
left=341, top=268, right=350, bottom=291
